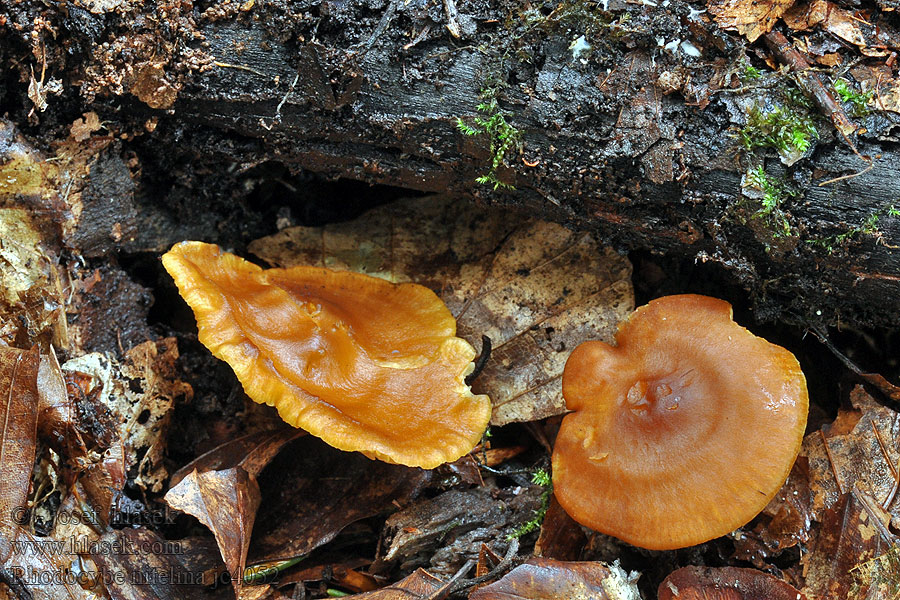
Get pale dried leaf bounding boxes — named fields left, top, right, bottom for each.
left=248, top=195, right=633, bottom=426
left=62, top=338, right=190, bottom=494
left=0, top=345, right=40, bottom=562
left=468, top=558, right=640, bottom=600
left=708, top=0, right=795, bottom=41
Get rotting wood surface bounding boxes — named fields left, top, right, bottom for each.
left=3, top=0, right=900, bottom=327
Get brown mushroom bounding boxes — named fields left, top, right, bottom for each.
left=551, top=294, right=808, bottom=550
left=162, top=241, right=491, bottom=469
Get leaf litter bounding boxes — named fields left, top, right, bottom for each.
left=248, top=194, right=634, bottom=427
left=2, top=124, right=900, bottom=600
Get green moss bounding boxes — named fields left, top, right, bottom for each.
left=456, top=90, right=522, bottom=191
left=744, top=166, right=798, bottom=237
left=740, top=59, right=762, bottom=83
left=739, top=104, right=818, bottom=158
left=507, top=468, right=553, bottom=540
left=810, top=204, right=900, bottom=253
left=834, top=78, right=873, bottom=118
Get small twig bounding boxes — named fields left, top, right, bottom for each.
left=816, top=160, right=874, bottom=186
left=422, top=559, right=477, bottom=600
left=809, top=325, right=900, bottom=402
left=213, top=61, right=267, bottom=77
left=763, top=31, right=859, bottom=150
left=275, top=73, right=301, bottom=122
left=443, top=538, right=520, bottom=597
left=465, top=336, right=492, bottom=386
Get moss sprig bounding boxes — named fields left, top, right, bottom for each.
left=456, top=95, right=522, bottom=190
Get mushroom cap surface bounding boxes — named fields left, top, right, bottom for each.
left=162, top=241, right=491, bottom=469
left=551, top=294, right=808, bottom=550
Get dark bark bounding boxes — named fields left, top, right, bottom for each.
left=3, top=0, right=900, bottom=328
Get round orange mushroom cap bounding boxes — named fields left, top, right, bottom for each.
left=551, top=294, right=808, bottom=550
left=162, top=241, right=491, bottom=469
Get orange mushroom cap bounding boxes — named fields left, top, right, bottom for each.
left=551, top=294, right=808, bottom=550
left=162, top=241, right=491, bottom=469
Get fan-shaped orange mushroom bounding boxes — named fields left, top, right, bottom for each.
left=551, top=294, right=808, bottom=550
left=162, top=241, right=491, bottom=469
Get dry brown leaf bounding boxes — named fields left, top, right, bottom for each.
left=802, top=487, right=897, bottom=599
left=0, top=345, right=40, bottom=563
left=165, top=466, right=261, bottom=596
left=468, top=558, right=640, bottom=600
left=659, top=566, right=807, bottom=599
left=803, top=386, right=900, bottom=526
left=342, top=569, right=446, bottom=600
left=707, top=0, right=795, bottom=42
left=783, top=0, right=900, bottom=56
left=248, top=195, right=633, bottom=426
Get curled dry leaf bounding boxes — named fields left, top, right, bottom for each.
left=249, top=195, right=633, bottom=426
left=340, top=569, right=446, bottom=600
left=0, top=345, right=40, bottom=563
left=166, top=467, right=260, bottom=597
left=783, top=0, right=900, bottom=57
left=658, top=566, right=807, bottom=600
left=468, top=557, right=640, bottom=600
left=169, top=427, right=304, bottom=489
left=707, top=0, right=795, bottom=42
left=162, top=426, right=302, bottom=596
